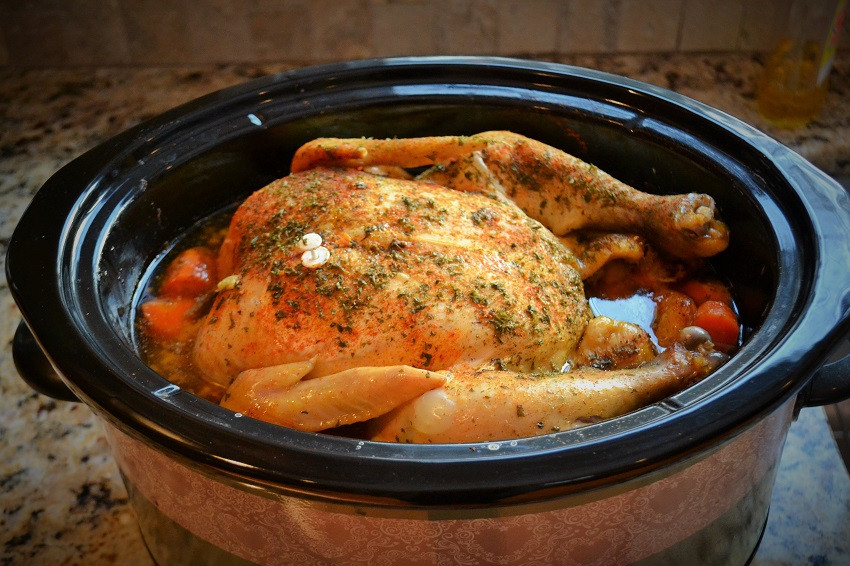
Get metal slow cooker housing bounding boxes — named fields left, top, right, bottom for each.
left=7, top=58, right=850, bottom=561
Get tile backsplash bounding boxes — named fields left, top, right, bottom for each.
left=0, top=0, right=845, bottom=68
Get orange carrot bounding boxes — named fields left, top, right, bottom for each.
left=159, top=246, right=217, bottom=298
left=692, top=300, right=740, bottom=352
left=678, top=278, right=733, bottom=307
left=140, top=297, right=198, bottom=342
left=652, top=291, right=696, bottom=348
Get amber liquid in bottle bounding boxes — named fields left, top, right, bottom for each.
left=756, top=0, right=845, bottom=128
left=756, top=39, right=829, bottom=128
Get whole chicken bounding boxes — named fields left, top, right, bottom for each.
left=192, top=131, right=730, bottom=443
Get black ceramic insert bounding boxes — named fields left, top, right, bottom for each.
left=7, top=57, right=850, bottom=505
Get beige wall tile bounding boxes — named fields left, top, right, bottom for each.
left=63, top=0, right=130, bottom=66
left=3, top=0, right=839, bottom=68
left=183, top=0, right=253, bottom=64
left=0, top=26, right=8, bottom=66
left=309, top=0, right=373, bottom=61
left=738, top=0, right=793, bottom=52
left=1, top=3, right=70, bottom=66
left=122, top=2, right=193, bottom=65
left=249, top=1, right=313, bottom=62
left=741, top=1, right=844, bottom=54
left=788, top=0, right=841, bottom=44
left=2, top=1, right=129, bottom=67
left=617, top=0, right=683, bottom=53
left=559, top=0, right=616, bottom=54
left=497, top=0, right=559, bottom=55
left=434, top=0, right=499, bottom=55
left=371, top=1, right=438, bottom=57
left=124, top=0, right=252, bottom=65
left=679, top=0, right=743, bottom=52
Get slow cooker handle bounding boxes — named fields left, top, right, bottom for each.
left=800, top=348, right=850, bottom=407
left=774, top=148, right=850, bottom=408
left=13, top=321, right=80, bottom=403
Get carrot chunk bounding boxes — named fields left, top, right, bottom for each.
left=159, top=246, right=217, bottom=298
left=692, top=300, right=740, bottom=352
left=140, top=297, right=198, bottom=342
left=678, top=278, right=733, bottom=307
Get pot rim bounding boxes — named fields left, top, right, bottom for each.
left=8, top=56, right=850, bottom=505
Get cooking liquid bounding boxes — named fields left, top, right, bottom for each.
left=589, top=294, right=660, bottom=346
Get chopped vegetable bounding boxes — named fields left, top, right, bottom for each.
left=159, top=246, right=217, bottom=298
left=652, top=291, right=696, bottom=348
left=678, top=278, right=733, bottom=306
left=140, top=297, right=198, bottom=341
left=692, top=300, right=740, bottom=352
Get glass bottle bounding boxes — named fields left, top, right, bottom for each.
left=756, top=0, right=846, bottom=128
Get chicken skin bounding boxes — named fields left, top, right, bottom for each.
left=291, top=131, right=729, bottom=259
left=196, top=167, right=592, bottom=387
left=192, top=132, right=730, bottom=443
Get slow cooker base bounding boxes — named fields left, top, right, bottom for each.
left=126, top=469, right=774, bottom=566
left=125, top=474, right=257, bottom=566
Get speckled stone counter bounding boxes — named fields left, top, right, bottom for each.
left=2, top=53, right=849, bottom=565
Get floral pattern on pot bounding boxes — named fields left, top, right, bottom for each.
left=105, top=402, right=792, bottom=566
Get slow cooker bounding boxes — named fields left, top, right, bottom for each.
left=8, top=57, right=850, bottom=565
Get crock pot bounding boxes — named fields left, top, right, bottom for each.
left=8, top=57, right=850, bottom=565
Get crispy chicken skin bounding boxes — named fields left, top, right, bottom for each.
left=195, top=167, right=593, bottom=387
left=292, top=131, right=730, bottom=259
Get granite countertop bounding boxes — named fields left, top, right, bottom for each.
left=1, top=53, right=849, bottom=565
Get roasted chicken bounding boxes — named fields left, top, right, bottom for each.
left=188, top=131, right=730, bottom=442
